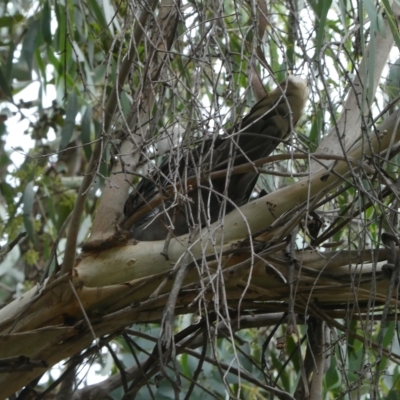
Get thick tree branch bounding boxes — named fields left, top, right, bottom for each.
left=311, top=3, right=400, bottom=171
left=86, top=0, right=180, bottom=247
left=75, top=109, right=400, bottom=287
left=60, top=0, right=159, bottom=275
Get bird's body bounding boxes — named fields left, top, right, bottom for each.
left=124, top=76, right=308, bottom=241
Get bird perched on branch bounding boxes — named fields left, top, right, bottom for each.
left=123, top=75, right=308, bottom=241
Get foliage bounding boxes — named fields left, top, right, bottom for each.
left=1, top=0, right=400, bottom=399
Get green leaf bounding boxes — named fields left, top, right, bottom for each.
left=309, top=108, right=323, bottom=151
left=306, top=0, right=319, bottom=15
left=23, top=181, right=35, bottom=244
left=366, top=32, right=375, bottom=106
left=35, top=47, right=46, bottom=82
left=81, top=105, right=93, bottom=160
left=0, top=67, right=12, bottom=99
left=5, top=42, right=15, bottom=82
left=386, top=58, right=400, bottom=102
left=54, top=2, right=64, bottom=53
left=102, top=0, right=117, bottom=34
left=10, top=60, right=31, bottom=81
left=313, top=0, right=332, bottom=59
left=324, top=356, right=341, bottom=391
left=0, top=182, right=14, bottom=208
left=59, top=93, right=79, bottom=151
left=21, top=18, right=40, bottom=71
left=364, top=0, right=379, bottom=33
left=376, top=10, right=387, bottom=37
left=47, top=46, right=61, bottom=75
left=23, top=249, right=39, bottom=266
left=382, top=0, right=400, bottom=50
left=88, top=0, right=107, bottom=30
left=41, top=0, right=52, bottom=44
left=120, top=91, right=132, bottom=117
left=0, top=14, right=24, bottom=28
left=42, top=183, right=57, bottom=228
left=337, top=0, right=348, bottom=32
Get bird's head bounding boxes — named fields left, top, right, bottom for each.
left=276, top=75, right=309, bottom=124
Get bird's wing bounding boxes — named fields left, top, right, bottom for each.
left=123, top=135, right=221, bottom=218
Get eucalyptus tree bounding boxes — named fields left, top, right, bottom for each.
left=1, top=0, right=400, bottom=399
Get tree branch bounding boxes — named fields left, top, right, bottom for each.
left=311, top=3, right=400, bottom=171
left=60, top=0, right=159, bottom=275
left=86, top=0, right=181, bottom=247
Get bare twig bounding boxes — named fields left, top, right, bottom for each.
left=0, top=232, right=26, bottom=263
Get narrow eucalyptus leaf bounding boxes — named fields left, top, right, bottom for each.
left=23, top=182, right=35, bottom=243
left=314, top=0, right=332, bottom=59
left=41, top=0, right=52, bottom=44
left=364, top=0, right=378, bottom=32
left=0, top=68, right=12, bottom=99
left=81, top=105, right=93, bottom=160
left=21, top=18, right=40, bottom=71
left=59, top=93, right=79, bottom=151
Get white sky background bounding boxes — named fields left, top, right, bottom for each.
left=5, top=81, right=57, bottom=163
